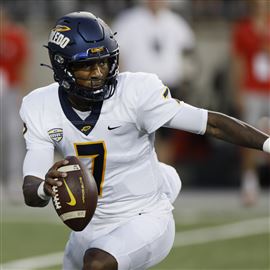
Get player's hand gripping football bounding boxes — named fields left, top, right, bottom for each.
left=44, top=159, right=69, bottom=196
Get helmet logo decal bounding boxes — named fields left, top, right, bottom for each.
left=52, top=25, right=71, bottom=32
left=49, top=26, right=71, bottom=48
left=88, top=47, right=104, bottom=54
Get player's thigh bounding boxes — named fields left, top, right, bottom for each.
left=63, top=223, right=111, bottom=270
left=90, top=212, right=175, bottom=270
left=63, top=227, right=97, bottom=270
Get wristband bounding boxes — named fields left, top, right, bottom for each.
left=37, top=181, right=51, bottom=200
left=263, top=138, right=270, bottom=153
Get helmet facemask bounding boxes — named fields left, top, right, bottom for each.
left=48, top=48, right=119, bottom=102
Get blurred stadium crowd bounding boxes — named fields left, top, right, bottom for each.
left=1, top=0, right=254, bottom=24
left=1, top=0, right=269, bottom=205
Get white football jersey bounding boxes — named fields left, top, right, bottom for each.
left=20, top=72, right=203, bottom=223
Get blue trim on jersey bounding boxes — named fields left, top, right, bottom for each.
left=58, top=87, right=103, bottom=135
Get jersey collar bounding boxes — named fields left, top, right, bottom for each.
left=58, top=87, right=103, bottom=135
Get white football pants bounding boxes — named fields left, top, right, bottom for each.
left=63, top=211, right=175, bottom=270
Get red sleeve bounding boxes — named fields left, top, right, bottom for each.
left=232, top=22, right=244, bottom=57
left=15, top=28, right=29, bottom=65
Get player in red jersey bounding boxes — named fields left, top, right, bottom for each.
left=0, top=6, right=30, bottom=202
left=231, top=0, right=270, bottom=206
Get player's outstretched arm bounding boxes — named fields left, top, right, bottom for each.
left=206, top=111, right=270, bottom=152
left=23, top=160, right=68, bottom=207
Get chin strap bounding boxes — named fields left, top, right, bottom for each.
left=40, top=63, right=53, bottom=70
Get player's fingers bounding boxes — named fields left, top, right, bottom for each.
left=44, top=182, right=56, bottom=196
left=46, top=169, right=67, bottom=180
left=51, top=159, right=69, bottom=170
left=44, top=177, right=63, bottom=196
left=45, top=160, right=69, bottom=194
left=45, top=176, right=63, bottom=187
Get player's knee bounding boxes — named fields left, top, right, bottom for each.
left=83, top=248, right=118, bottom=270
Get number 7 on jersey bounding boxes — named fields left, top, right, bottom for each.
left=74, top=141, right=107, bottom=196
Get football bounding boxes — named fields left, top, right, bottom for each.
left=52, top=156, right=98, bottom=231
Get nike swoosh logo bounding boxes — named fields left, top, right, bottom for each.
left=108, top=125, right=121, bottom=130
left=63, top=179, right=76, bottom=206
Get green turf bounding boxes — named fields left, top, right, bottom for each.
left=1, top=220, right=269, bottom=270
left=1, top=192, right=269, bottom=270
left=155, top=234, right=270, bottom=270
left=1, top=222, right=70, bottom=262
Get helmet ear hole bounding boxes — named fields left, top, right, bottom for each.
left=47, top=11, right=119, bottom=102
left=54, top=54, right=65, bottom=65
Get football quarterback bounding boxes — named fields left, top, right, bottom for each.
left=20, top=11, right=270, bottom=270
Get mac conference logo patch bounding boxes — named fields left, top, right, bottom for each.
left=48, top=128, right=63, bottom=142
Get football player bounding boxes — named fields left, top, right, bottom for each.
left=20, top=12, right=270, bottom=270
